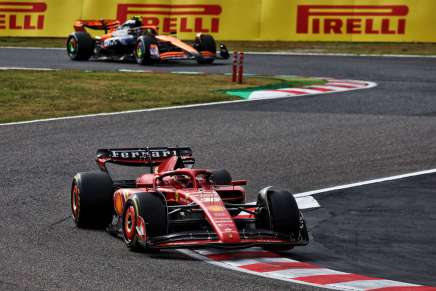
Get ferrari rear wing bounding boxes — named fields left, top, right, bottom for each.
left=96, top=147, right=194, bottom=171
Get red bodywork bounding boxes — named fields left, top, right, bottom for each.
left=96, top=147, right=306, bottom=249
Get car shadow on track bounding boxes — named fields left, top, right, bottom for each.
left=136, top=250, right=197, bottom=261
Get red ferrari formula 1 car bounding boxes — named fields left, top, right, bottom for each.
left=66, top=17, right=229, bottom=65
left=70, top=147, right=309, bottom=251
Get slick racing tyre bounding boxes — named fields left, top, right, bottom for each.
left=67, top=32, right=95, bottom=61
left=255, top=187, right=306, bottom=251
left=194, top=34, right=216, bottom=64
left=134, top=35, right=157, bottom=65
left=123, top=192, right=168, bottom=251
left=71, top=172, right=113, bottom=228
left=210, top=169, right=232, bottom=185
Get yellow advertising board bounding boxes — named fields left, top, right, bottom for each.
left=282, top=0, right=435, bottom=42
left=0, top=0, right=82, bottom=37
left=0, top=0, right=435, bottom=42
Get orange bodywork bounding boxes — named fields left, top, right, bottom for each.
left=74, top=19, right=120, bottom=32
left=156, top=35, right=198, bottom=55
left=200, top=51, right=216, bottom=58
left=70, top=19, right=215, bottom=61
left=160, top=51, right=188, bottom=60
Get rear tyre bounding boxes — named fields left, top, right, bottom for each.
left=211, top=169, right=232, bottom=185
left=211, top=169, right=242, bottom=216
left=123, top=192, right=168, bottom=251
left=255, top=187, right=305, bottom=251
left=71, top=172, right=113, bottom=228
left=134, top=35, right=157, bottom=65
left=67, top=32, right=94, bottom=61
left=194, top=34, right=216, bottom=64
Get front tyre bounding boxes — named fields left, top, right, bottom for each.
left=67, top=32, right=94, bottom=61
left=134, top=35, right=157, bottom=65
left=123, top=192, right=168, bottom=251
left=255, top=187, right=308, bottom=251
left=194, top=34, right=216, bottom=64
left=71, top=172, right=113, bottom=228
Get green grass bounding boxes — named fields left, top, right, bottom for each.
left=1, top=37, right=436, bottom=55
left=0, top=37, right=66, bottom=48
left=0, top=70, right=324, bottom=123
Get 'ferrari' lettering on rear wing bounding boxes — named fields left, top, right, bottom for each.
left=96, top=147, right=193, bottom=171
left=102, top=147, right=192, bottom=160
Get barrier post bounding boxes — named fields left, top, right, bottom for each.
left=237, top=52, right=244, bottom=84
left=232, top=51, right=238, bottom=82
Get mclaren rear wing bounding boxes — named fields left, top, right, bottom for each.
left=74, top=19, right=120, bottom=33
left=96, top=147, right=194, bottom=172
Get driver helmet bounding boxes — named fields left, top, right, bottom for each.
left=124, top=16, right=142, bottom=28
left=173, top=174, right=191, bottom=188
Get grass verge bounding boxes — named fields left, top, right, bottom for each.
left=1, top=37, right=436, bottom=55
left=0, top=37, right=66, bottom=48
left=0, top=70, right=323, bottom=123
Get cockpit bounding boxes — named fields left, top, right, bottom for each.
left=118, top=18, right=143, bottom=30
left=158, top=170, right=213, bottom=190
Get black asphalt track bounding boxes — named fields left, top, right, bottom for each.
left=302, top=173, right=436, bottom=286
left=0, top=48, right=436, bottom=290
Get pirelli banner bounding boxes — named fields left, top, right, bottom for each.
left=1, top=0, right=435, bottom=42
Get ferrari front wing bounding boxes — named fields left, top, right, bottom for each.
left=147, top=228, right=309, bottom=249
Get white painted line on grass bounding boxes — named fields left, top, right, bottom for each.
left=171, top=71, right=205, bottom=75
left=118, top=69, right=152, bottom=73
left=0, top=66, right=57, bottom=71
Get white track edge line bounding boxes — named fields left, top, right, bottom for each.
left=0, top=99, right=248, bottom=127
left=177, top=249, right=343, bottom=290
left=1, top=46, right=436, bottom=58
left=0, top=79, right=376, bottom=127
left=294, top=167, right=436, bottom=198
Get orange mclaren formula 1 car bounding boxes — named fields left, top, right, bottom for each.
left=66, top=17, right=230, bottom=65
left=70, top=147, right=309, bottom=251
